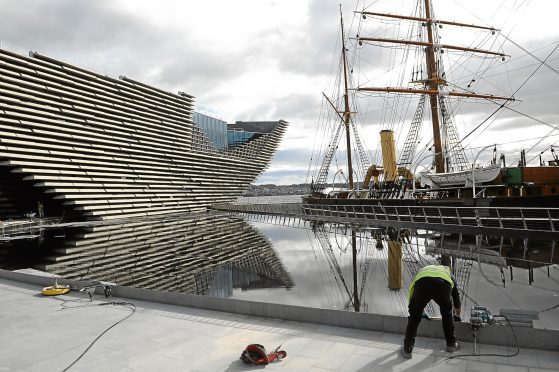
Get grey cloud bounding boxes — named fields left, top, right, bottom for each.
left=272, top=148, right=314, bottom=166
left=153, top=49, right=251, bottom=96
left=0, top=0, right=253, bottom=96
left=265, top=0, right=355, bottom=77
left=444, top=39, right=559, bottom=130
left=0, top=0, right=159, bottom=56
left=271, top=93, right=321, bottom=122
left=231, top=93, right=319, bottom=123
left=236, top=102, right=277, bottom=122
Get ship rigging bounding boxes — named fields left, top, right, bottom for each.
left=306, top=0, right=559, bottom=207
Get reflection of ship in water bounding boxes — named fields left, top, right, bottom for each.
left=425, top=232, right=558, bottom=285
left=309, top=222, right=556, bottom=316
left=310, top=224, right=470, bottom=316
left=0, top=213, right=293, bottom=297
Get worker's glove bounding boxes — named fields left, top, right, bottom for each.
left=453, top=315, right=462, bottom=322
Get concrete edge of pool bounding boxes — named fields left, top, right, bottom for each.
left=1, top=268, right=557, bottom=352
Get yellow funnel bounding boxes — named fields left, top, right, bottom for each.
left=380, top=130, right=398, bottom=182
left=388, top=240, right=403, bottom=290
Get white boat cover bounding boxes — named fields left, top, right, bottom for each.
left=419, top=163, right=501, bottom=188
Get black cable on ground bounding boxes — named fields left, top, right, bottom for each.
left=447, top=315, right=519, bottom=360
left=61, top=301, right=136, bottom=372
left=540, top=303, right=559, bottom=313
left=58, top=299, right=99, bottom=310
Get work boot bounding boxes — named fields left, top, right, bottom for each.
left=400, top=341, right=413, bottom=359
left=445, top=341, right=461, bottom=352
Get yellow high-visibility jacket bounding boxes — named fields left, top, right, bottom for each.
left=408, top=265, right=457, bottom=303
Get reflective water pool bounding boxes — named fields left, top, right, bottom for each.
left=1, top=211, right=557, bottom=329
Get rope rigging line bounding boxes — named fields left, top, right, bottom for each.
left=450, top=34, right=559, bottom=151
left=319, top=230, right=347, bottom=305
left=523, top=131, right=559, bottom=164
left=307, top=230, right=340, bottom=309
left=500, top=36, right=559, bottom=77
left=504, top=112, right=559, bottom=165
left=317, top=226, right=355, bottom=305
left=350, top=0, right=545, bottom=171
left=446, top=39, right=558, bottom=157
left=418, top=1, right=548, bottom=161
left=307, top=23, right=347, bottom=187
left=454, top=52, right=559, bottom=86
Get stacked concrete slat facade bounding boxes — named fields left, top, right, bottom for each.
left=37, top=213, right=293, bottom=294
left=0, top=48, right=287, bottom=220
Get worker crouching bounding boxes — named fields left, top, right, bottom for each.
left=400, top=264, right=462, bottom=359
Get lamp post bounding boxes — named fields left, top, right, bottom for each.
left=472, top=144, right=496, bottom=198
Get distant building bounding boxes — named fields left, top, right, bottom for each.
left=227, top=122, right=279, bottom=149
left=193, top=114, right=279, bottom=152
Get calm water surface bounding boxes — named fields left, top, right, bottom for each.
left=1, top=207, right=557, bottom=329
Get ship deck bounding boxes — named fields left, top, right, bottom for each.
left=1, top=271, right=557, bottom=371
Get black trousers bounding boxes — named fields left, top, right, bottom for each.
left=404, top=277, right=456, bottom=346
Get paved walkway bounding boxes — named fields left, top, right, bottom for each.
left=1, top=278, right=557, bottom=371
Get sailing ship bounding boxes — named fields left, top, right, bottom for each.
left=304, top=1, right=559, bottom=209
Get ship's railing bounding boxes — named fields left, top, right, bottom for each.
left=211, top=202, right=558, bottom=237
left=217, top=202, right=303, bottom=216
left=305, top=203, right=557, bottom=232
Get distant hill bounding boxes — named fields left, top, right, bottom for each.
left=244, top=183, right=353, bottom=196
left=243, top=183, right=310, bottom=196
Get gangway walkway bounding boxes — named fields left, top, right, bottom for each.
left=211, top=201, right=559, bottom=240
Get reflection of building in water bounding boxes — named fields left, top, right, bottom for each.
left=208, top=265, right=292, bottom=298
left=29, top=213, right=293, bottom=296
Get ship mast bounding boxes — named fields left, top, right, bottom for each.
left=341, top=7, right=360, bottom=312
left=423, top=0, right=444, bottom=173
left=356, top=1, right=513, bottom=174
left=341, top=7, right=354, bottom=189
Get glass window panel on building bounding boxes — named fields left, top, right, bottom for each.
left=193, top=112, right=228, bottom=150
left=227, top=130, right=256, bottom=149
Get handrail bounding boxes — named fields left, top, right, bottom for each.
left=211, top=202, right=559, bottom=237
left=217, top=201, right=559, bottom=212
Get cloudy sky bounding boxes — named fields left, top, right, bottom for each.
left=1, top=0, right=558, bottom=185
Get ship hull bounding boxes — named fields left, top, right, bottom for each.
left=302, top=194, right=559, bottom=208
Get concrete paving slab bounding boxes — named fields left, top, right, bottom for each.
left=536, top=349, right=559, bottom=370
left=1, top=277, right=557, bottom=372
